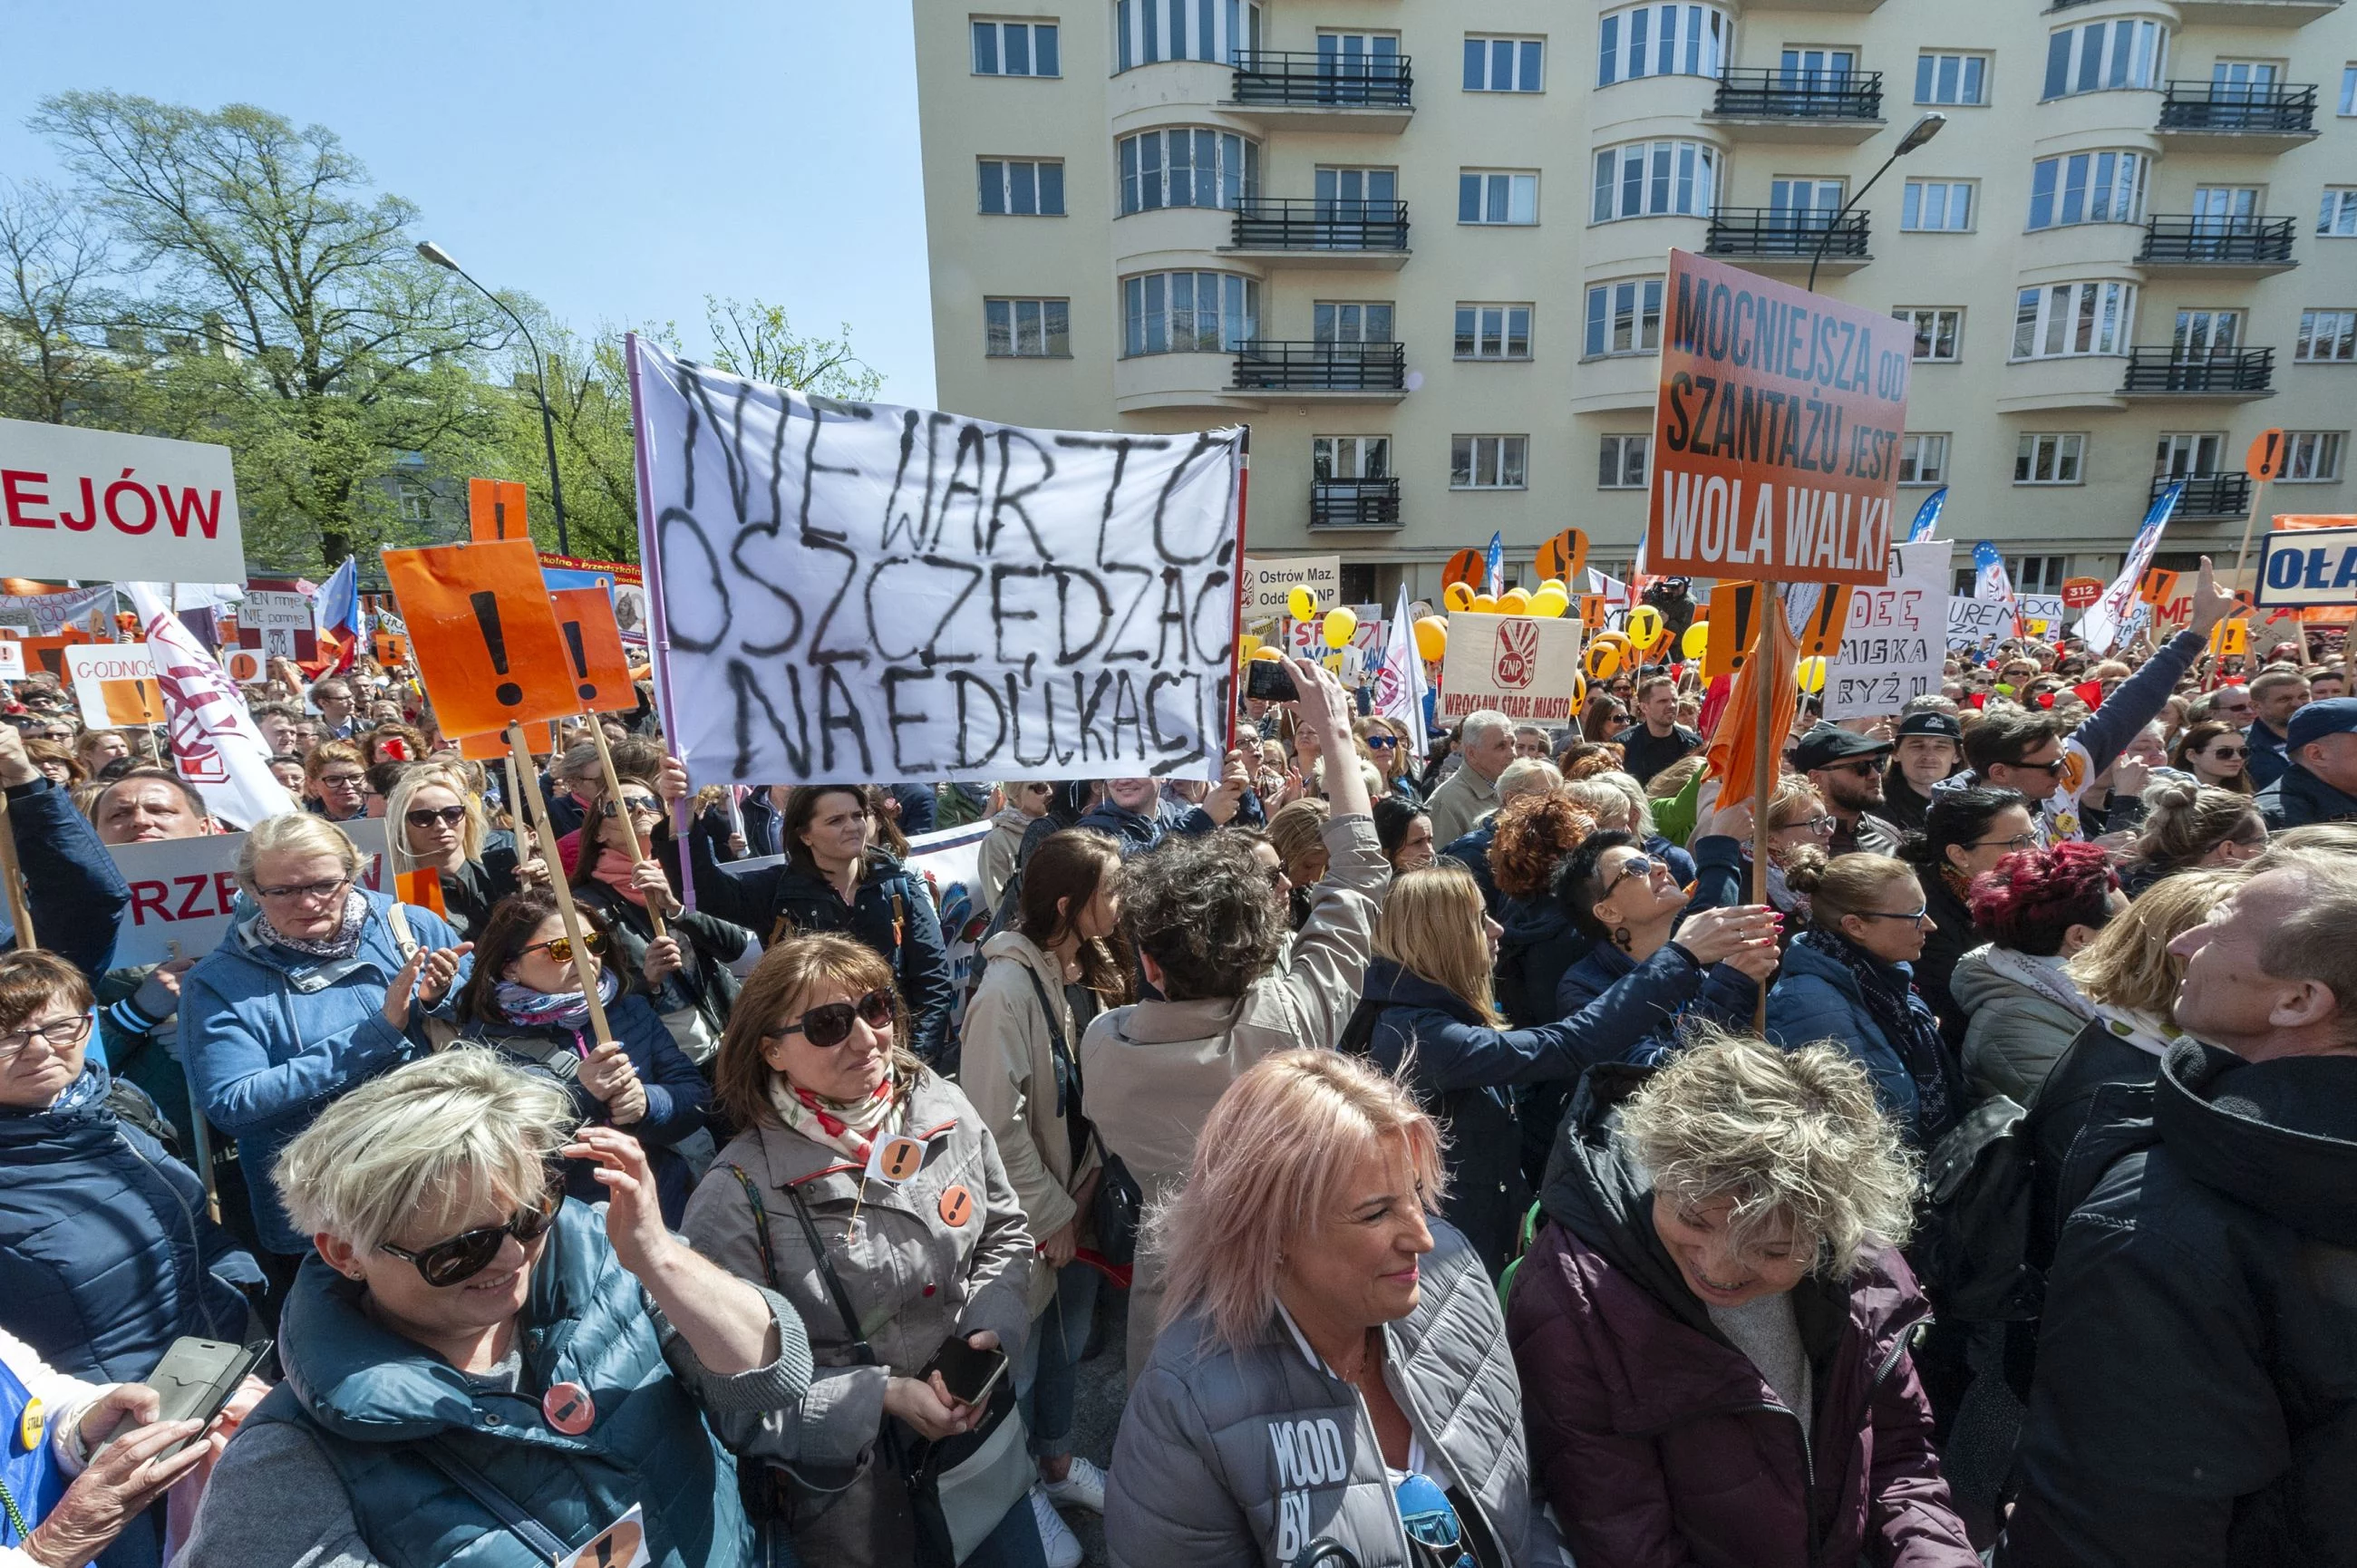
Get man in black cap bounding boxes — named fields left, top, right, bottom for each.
left=1885, top=706, right=1964, bottom=834
left=1789, top=722, right=1904, bottom=856
left=2255, top=697, right=2357, bottom=829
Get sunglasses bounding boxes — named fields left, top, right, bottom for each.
left=1835, top=757, right=1887, bottom=777
left=1363, top=734, right=1398, bottom=750
left=763, top=986, right=897, bottom=1049
left=600, top=796, right=664, bottom=819
left=405, top=805, right=469, bottom=829
left=1972, top=832, right=2042, bottom=852
left=2206, top=746, right=2248, bottom=760
left=2005, top=757, right=2069, bottom=776
left=1856, top=905, right=1933, bottom=925
left=1602, top=854, right=1666, bottom=899
left=525, top=931, right=607, bottom=964
left=379, top=1176, right=563, bottom=1287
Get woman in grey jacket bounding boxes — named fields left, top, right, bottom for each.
left=1108, top=1050, right=1566, bottom=1568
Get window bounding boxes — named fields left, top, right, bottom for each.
left=972, top=19, right=1060, bottom=76
left=1121, top=271, right=1257, bottom=355
left=985, top=297, right=1072, bottom=357
left=1902, top=180, right=1974, bottom=232
left=1314, top=436, right=1391, bottom=481
left=2013, top=281, right=2138, bottom=359
left=1598, top=434, right=1650, bottom=489
left=2296, top=309, right=2357, bottom=363
left=2157, top=433, right=2226, bottom=480
left=2027, top=151, right=2147, bottom=229
left=1586, top=279, right=1665, bottom=356
left=1456, top=304, right=1533, bottom=359
left=2322, top=189, right=2357, bottom=237
left=2282, top=431, right=2346, bottom=482
left=1896, top=307, right=1964, bottom=363
left=2342, top=64, right=2356, bottom=115
left=1118, top=130, right=1258, bottom=213
left=1591, top=140, right=1719, bottom=221
left=977, top=159, right=1065, bottom=216
left=1114, top=0, right=1259, bottom=70
left=1460, top=170, right=1539, bottom=225
left=1315, top=302, right=1395, bottom=344
left=1897, top=434, right=1949, bottom=485
left=2174, top=309, right=2242, bottom=357
left=1596, top=4, right=1735, bottom=87
left=2015, top=432, right=2088, bottom=485
left=396, top=477, right=433, bottom=525
left=1781, top=48, right=1856, bottom=91
left=1465, top=35, right=1544, bottom=92
left=2042, top=19, right=2167, bottom=98
left=1916, top=52, right=1988, bottom=106
left=1451, top=435, right=1528, bottom=489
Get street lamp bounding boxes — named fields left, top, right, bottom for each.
left=1806, top=111, right=1947, bottom=293
left=415, top=240, right=571, bottom=556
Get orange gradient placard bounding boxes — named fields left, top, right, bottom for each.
left=383, top=539, right=579, bottom=740
left=469, top=479, right=530, bottom=543
left=548, top=586, right=638, bottom=714
left=459, top=721, right=557, bottom=761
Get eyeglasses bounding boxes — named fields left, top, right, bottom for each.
left=1855, top=905, right=1934, bottom=925
left=254, top=876, right=352, bottom=904
left=404, top=805, right=469, bottom=829
left=0, top=1013, right=92, bottom=1061
left=379, top=1176, right=563, bottom=1287
left=318, top=771, right=366, bottom=789
left=600, top=796, right=664, bottom=819
left=763, top=986, right=897, bottom=1050
left=524, top=931, right=607, bottom=965
left=1265, top=864, right=1291, bottom=890
left=1602, top=855, right=1666, bottom=899
left=1971, top=833, right=2042, bottom=852
left=1779, top=814, right=1836, bottom=837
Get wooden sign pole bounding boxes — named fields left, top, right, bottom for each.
left=1750, top=585, right=1780, bottom=1033
left=0, top=794, right=34, bottom=951
left=509, top=722, right=616, bottom=1048
left=587, top=722, right=669, bottom=941
left=501, top=752, right=535, bottom=863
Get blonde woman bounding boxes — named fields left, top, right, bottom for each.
left=1353, top=714, right=1420, bottom=805
left=383, top=762, right=547, bottom=941
left=1341, top=863, right=1610, bottom=1275
left=1108, top=1050, right=1559, bottom=1567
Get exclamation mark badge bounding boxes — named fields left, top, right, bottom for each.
left=562, top=620, right=596, bottom=702
left=470, top=591, right=522, bottom=706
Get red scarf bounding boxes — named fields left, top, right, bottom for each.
left=593, top=847, right=648, bottom=905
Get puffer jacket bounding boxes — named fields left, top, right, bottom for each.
left=0, top=1064, right=258, bottom=1383
left=1107, top=1217, right=1562, bottom=1567
left=1950, top=945, right=2095, bottom=1106
left=1508, top=1070, right=1978, bottom=1568
left=1493, top=895, right=1591, bottom=1031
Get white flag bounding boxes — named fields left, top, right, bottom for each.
left=1373, top=583, right=1429, bottom=757
left=122, top=582, right=298, bottom=828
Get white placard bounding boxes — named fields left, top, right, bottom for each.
left=1435, top=612, right=1585, bottom=724
left=629, top=338, right=1244, bottom=788
left=105, top=816, right=389, bottom=968
left=2018, top=594, right=2063, bottom=632
left=2255, top=526, right=2357, bottom=608
left=0, top=418, right=244, bottom=581
left=1240, top=554, right=1341, bottom=621
left=1824, top=540, right=1952, bottom=720
left=239, top=589, right=312, bottom=659
left=1946, top=597, right=2013, bottom=648
left=0, top=585, right=114, bottom=639
left=0, top=641, right=22, bottom=681
left=63, top=642, right=160, bottom=729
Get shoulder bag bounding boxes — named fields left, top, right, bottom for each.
left=1018, top=964, right=1137, bottom=1266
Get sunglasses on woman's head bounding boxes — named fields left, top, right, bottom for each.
left=763, top=986, right=897, bottom=1049
left=405, top=805, right=469, bottom=829
left=524, top=931, right=606, bottom=964
left=379, top=1176, right=562, bottom=1287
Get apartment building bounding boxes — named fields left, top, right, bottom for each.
left=916, top=0, right=2357, bottom=605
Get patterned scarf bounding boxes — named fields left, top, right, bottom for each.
left=767, top=1073, right=900, bottom=1166
left=1794, top=927, right=1959, bottom=1141
left=494, top=969, right=620, bottom=1031
left=258, top=890, right=371, bottom=961
left=2094, top=1002, right=2182, bottom=1060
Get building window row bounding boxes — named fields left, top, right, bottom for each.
left=1118, top=129, right=1258, bottom=214
left=2043, top=18, right=2168, bottom=100
left=2028, top=151, right=2146, bottom=230
left=1113, top=0, right=1260, bottom=71
left=1596, top=4, right=1735, bottom=88
left=1465, top=35, right=1545, bottom=92
left=1122, top=270, right=1258, bottom=355
left=2299, top=309, right=2357, bottom=363
left=1451, top=435, right=1528, bottom=490
left=971, top=19, right=1060, bottom=77
left=985, top=296, right=1072, bottom=358
left=1586, top=279, right=1664, bottom=358
left=2013, top=281, right=2138, bottom=361
left=1460, top=170, right=1539, bottom=226
left=1591, top=140, right=1718, bottom=222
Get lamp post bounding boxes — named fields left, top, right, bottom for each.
left=1806, top=111, right=1947, bottom=293
left=415, top=240, right=571, bottom=556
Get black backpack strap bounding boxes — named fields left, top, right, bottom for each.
left=413, top=1445, right=573, bottom=1562
left=736, top=1164, right=880, bottom=1368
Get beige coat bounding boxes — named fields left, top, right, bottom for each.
left=1425, top=761, right=1501, bottom=847
left=975, top=807, right=1030, bottom=916
left=960, top=928, right=1104, bottom=1316
left=1080, top=811, right=1390, bottom=1379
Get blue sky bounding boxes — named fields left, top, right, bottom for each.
left=0, top=0, right=940, bottom=402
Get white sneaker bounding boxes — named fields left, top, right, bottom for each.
left=1040, top=1455, right=1108, bottom=1515
left=1030, top=1485, right=1083, bottom=1568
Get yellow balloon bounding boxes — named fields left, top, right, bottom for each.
left=1571, top=673, right=1587, bottom=711
left=1681, top=623, right=1710, bottom=659
left=1627, top=605, right=1663, bottom=649
left=1585, top=642, right=1624, bottom=682
left=1413, top=615, right=1449, bottom=662
left=1287, top=585, right=1317, bottom=623
left=1323, top=607, right=1358, bottom=650
left=1539, top=577, right=1566, bottom=596
left=1443, top=582, right=1475, bottom=612
left=1499, top=587, right=1533, bottom=615
left=1249, top=644, right=1285, bottom=663
left=1797, top=656, right=1828, bottom=694
left=1470, top=594, right=1499, bottom=615
left=1530, top=586, right=1570, bottom=620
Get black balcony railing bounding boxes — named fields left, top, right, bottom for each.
left=1310, top=477, right=1401, bottom=529
left=1705, top=207, right=1870, bottom=259
left=2157, top=471, right=2255, bottom=518
left=1712, top=67, right=1884, bottom=121
left=1232, top=340, right=1406, bottom=392
left=2139, top=215, right=2297, bottom=265
left=2158, top=80, right=2317, bottom=133
left=1231, top=198, right=1410, bottom=251
left=2121, top=346, right=2275, bottom=394
left=1231, top=49, right=1413, bottom=108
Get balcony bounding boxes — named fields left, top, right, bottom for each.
left=2119, top=346, right=2276, bottom=400
left=1704, top=208, right=1870, bottom=275
left=1227, top=198, right=1410, bottom=270
left=1227, top=51, right=1412, bottom=133
left=1745, top=0, right=1885, bottom=9
left=2138, top=216, right=2299, bottom=277
left=1231, top=340, right=1407, bottom=401
left=2171, top=0, right=2341, bottom=23
left=1310, top=477, right=1402, bottom=531
left=2156, top=81, right=2319, bottom=150
left=1706, top=69, right=1886, bottom=144
left=2157, top=471, right=2255, bottom=520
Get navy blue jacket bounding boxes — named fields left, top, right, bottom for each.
left=2256, top=761, right=2357, bottom=830
left=1554, top=939, right=1759, bottom=1069
left=0, top=1064, right=259, bottom=1381
left=3, top=776, right=131, bottom=981
left=886, top=783, right=936, bottom=836
left=1494, top=896, right=1592, bottom=1031
left=1074, top=790, right=1259, bottom=857
left=2244, top=719, right=2293, bottom=791
left=1440, top=820, right=1503, bottom=916
left=1767, top=938, right=1947, bottom=1147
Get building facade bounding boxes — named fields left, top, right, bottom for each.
left=916, top=0, right=2357, bottom=605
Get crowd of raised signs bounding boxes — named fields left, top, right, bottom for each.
left=3, top=558, right=2355, bottom=1568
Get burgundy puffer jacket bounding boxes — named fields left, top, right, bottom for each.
left=1506, top=1067, right=1977, bottom=1568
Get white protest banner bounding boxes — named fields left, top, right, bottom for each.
left=0, top=584, right=115, bottom=639
left=1240, top=554, right=1341, bottom=621
left=238, top=588, right=314, bottom=660
left=1947, top=597, right=2012, bottom=648
left=2080, top=482, right=2184, bottom=654
left=1436, top=612, right=1585, bottom=724
left=106, top=817, right=388, bottom=968
left=1373, top=582, right=1430, bottom=754
left=64, top=643, right=163, bottom=729
left=1824, top=540, right=1952, bottom=720
left=0, top=641, right=20, bottom=680
left=2019, top=594, right=2063, bottom=634
left=0, top=418, right=243, bottom=581
left=122, top=582, right=301, bottom=828
left=629, top=338, right=1245, bottom=788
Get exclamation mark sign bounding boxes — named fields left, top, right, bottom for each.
left=562, top=620, right=596, bottom=702
left=470, top=591, right=522, bottom=706
left=493, top=498, right=508, bottom=539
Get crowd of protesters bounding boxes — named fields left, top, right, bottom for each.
left=1, top=561, right=2354, bottom=1568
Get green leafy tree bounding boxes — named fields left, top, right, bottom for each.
left=703, top=296, right=884, bottom=402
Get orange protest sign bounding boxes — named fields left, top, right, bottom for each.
left=459, top=720, right=556, bottom=761
left=2246, top=430, right=2289, bottom=483
left=1794, top=585, right=1854, bottom=660
left=2138, top=568, right=2180, bottom=608
left=548, top=587, right=638, bottom=714
left=1577, top=594, right=1607, bottom=630
left=1535, top=528, right=1589, bottom=584
left=1703, top=583, right=1762, bottom=679
left=469, top=479, right=530, bottom=543
left=373, top=632, right=409, bottom=665
left=1647, top=250, right=1903, bottom=586
left=383, top=539, right=580, bottom=740
left=1440, top=548, right=1485, bottom=596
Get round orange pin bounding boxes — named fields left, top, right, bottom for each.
left=877, top=1137, right=926, bottom=1183
left=937, top=1185, right=975, bottom=1228
left=543, top=1381, right=595, bottom=1436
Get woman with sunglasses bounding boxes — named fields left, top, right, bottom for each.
left=1353, top=715, right=1421, bottom=804
left=684, top=934, right=1041, bottom=1568
left=1896, top=787, right=2039, bottom=1047
left=457, top=889, right=710, bottom=1226
left=383, top=763, right=548, bottom=942
left=2168, top=719, right=2255, bottom=795
left=183, top=812, right=473, bottom=1265
left=1767, top=853, right=1966, bottom=1150
left=179, top=1050, right=811, bottom=1568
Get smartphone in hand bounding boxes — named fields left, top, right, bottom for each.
left=922, top=1336, right=1010, bottom=1409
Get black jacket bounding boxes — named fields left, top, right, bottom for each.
left=2256, top=761, right=2357, bottom=831
left=1914, top=869, right=1975, bottom=1050
left=2002, top=1040, right=2357, bottom=1568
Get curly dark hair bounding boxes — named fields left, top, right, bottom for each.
left=1489, top=791, right=1597, bottom=901
left=1967, top=839, right=2119, bottom=956
left=1120, top=835, right=1286, bottom=1001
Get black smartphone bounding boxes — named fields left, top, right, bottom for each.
left=923, top=1336, right=1010, bottom=1408
left=128, top=1336, right=271, bottom=1457
left=1245, top=658, right=1300, bottom=703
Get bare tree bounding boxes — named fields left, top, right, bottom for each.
left=0, top=177, right=131, bottom=426
left=703, top=295, right=884, bottom=401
